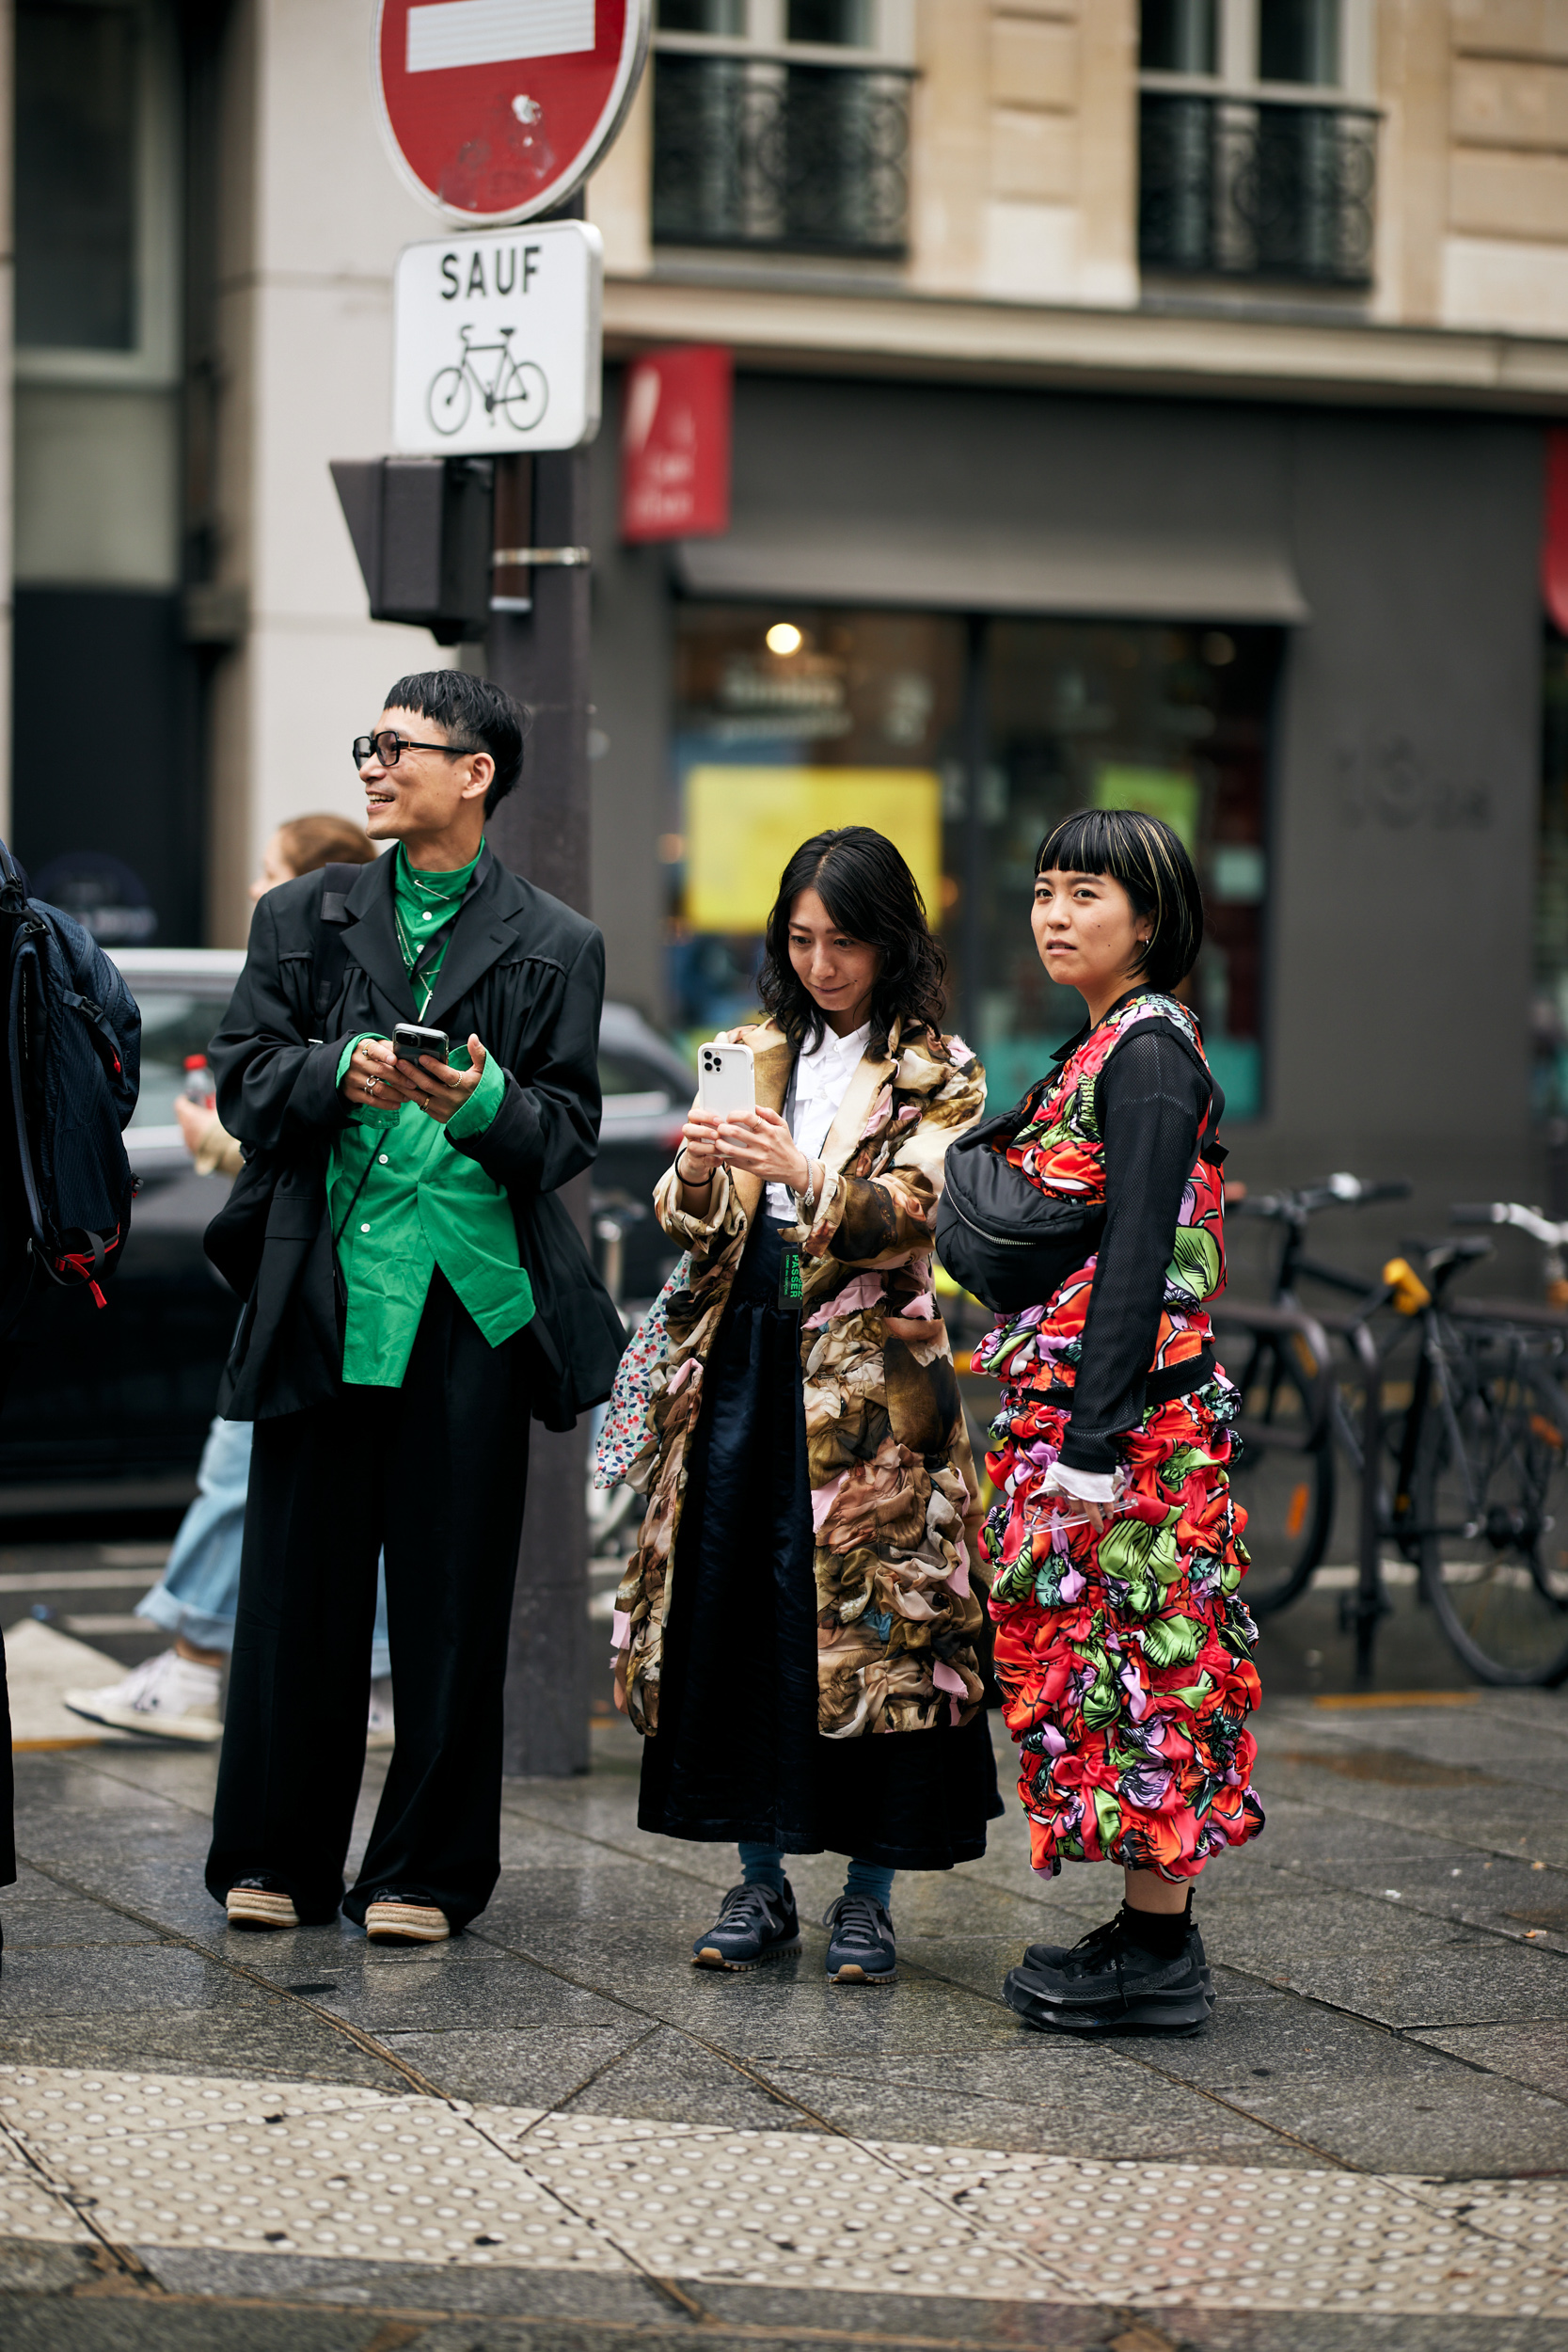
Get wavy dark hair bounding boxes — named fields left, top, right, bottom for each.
left=1035, top=806, right=1204, bottom=993
left=758, top=826, right=947, bottom=1052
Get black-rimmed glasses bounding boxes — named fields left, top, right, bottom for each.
left=353, top=731, right=464, bottom=770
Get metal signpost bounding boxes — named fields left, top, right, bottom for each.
left=338, top=0, right=653, bottom=1775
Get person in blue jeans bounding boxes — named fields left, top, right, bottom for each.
left=64, top=815, right=393, bottom=1748
left=64, top=1416, right=393, bottom=1744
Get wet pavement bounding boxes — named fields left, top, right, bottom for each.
left=2, top=1656, right=1567, bottom=2350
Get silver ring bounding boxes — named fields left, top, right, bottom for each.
left=364, top=1076, right=379, bottom=1092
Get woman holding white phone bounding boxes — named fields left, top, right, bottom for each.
left=612, top=826, right=1000, bottom=1985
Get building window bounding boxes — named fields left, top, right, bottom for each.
left=15, top=0, right=180, bottom=386
left=651, top=0, right=914, bottom=260
left=1137, top=0, right=1376, bottom=288
left=667, top=608, right=1274, bottom=1121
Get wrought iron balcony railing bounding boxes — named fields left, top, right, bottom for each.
left=652, top=50, right=911, bottom=261
left=1138, top=92, right=1377, bottom=287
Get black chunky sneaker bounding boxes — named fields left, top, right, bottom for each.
left=692, top=1880, right=801, bottom=1971
left=822, top=1893, right=896, bottom=1985
left=1005, top=1904, right=1214, bottom=2036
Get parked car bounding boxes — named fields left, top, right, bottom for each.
left=0, top=949, right=695, bottom=1515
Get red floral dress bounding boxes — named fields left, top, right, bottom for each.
left=973, top=993, right=1262, bottom=1882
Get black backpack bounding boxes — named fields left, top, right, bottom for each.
left=0, top=837, right=141, bottom=1335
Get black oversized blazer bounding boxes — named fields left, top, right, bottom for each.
left=207, top=844, right=622, bottom=1427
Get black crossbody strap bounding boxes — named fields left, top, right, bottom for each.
left=307, top=864, right=362, bottom=1041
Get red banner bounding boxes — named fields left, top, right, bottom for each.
left=1545, top=427, right=1568, bottom=636
left=620, top=346, right=732, bottom=543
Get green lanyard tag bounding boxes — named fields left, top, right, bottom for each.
left=778, top=1237, right=804, bottom=1313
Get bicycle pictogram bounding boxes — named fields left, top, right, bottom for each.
left=426, top=324, right=548, bottom=437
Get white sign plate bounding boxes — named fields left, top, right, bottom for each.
left=391, top=218, right=603, bottom=455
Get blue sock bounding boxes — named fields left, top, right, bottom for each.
left=844, top=1857, right=895, bottom=1911
left=737, top=1842, right=786, bottom=1895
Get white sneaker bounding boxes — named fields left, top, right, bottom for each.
left=366, top=1676, right=395, bottom=1751
left=63, top=1649, right=223, bottom=1743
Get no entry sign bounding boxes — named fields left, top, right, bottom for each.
left=374, top=0, right=651, bottom=224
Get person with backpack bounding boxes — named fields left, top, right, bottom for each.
left=0, top=840, right=142, bottom=1963
left=948, top=808, right=1259, bottom=2039
left=203, top=673, right=621, bottom=1946
left=63, top=816, right=396, bottom=1748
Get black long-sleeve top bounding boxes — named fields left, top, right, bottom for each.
left=1056, top=1024, right=1213, bottom=1475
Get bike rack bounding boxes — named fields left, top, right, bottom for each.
left=1312, top=1310, right=1388, bottom=1681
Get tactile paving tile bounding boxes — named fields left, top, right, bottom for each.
left=488, top=2109, right=1068, bottom=2298
left=3, top=2065, right=1568, bottom=2316
left=899, top=2147, right=1568, bottom=2316
left=0, top=2122, right=87, bottom=2243
left=0, top=2071, right=624, bottom=2272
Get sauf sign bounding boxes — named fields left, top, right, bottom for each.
left=391, top=219, right=603, bottom=454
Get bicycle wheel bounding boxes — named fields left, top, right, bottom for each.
left=1227, top=1335, right=1335, bottom=1613
left=499, top=360, right=547, bottom=434
left=427, top=365, right=471, bottom=437
left=1415, top=1348, right=1568, bottom=1685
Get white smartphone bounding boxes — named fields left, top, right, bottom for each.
left=698, top=1040, right=755, bottom=1118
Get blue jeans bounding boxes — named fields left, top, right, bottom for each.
left=137, top=1417, right=391, bottom=1677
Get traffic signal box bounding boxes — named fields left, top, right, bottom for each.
left=330, top=456, right=495, bottom=645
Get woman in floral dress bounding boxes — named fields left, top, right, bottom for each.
left=972, top=807, right=1261, bottom=2035
left=614, top=827, right=1001, bottom=1985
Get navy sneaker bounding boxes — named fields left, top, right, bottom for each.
left=822, top=1893, right=896, bottom=1986
left=1005, top=1909, right=1214, bottom=2036
left=692, top=1880, right=801, bottom=1971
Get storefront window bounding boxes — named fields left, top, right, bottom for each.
left=669, top=604, right=1276, bottom=1119
left=968, top=620, right=1278, bottom=1117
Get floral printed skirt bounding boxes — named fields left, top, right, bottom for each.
left=982, top=1377, right=1263, bottom=1882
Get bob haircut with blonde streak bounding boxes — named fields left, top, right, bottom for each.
left=1035, top=807, right=1204, bottom=993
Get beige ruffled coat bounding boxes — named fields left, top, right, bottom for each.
left=614, top=1015, right=989, bottom=1740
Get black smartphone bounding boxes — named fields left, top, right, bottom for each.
left=393, top=1022, right=451, bottom=1071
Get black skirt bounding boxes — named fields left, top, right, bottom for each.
left=637, top=1216, right=1002, bottom=1870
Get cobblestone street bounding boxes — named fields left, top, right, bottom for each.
left=2, top=1678, right=1566, bottom=2350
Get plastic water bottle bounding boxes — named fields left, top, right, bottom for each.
left=182, top=1055, right=215, bottom=1108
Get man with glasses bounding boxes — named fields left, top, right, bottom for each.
left=204, top=670, right=617, bottom=1946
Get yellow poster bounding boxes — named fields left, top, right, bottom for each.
left=686, top=767, right=942, bottom=932
left=1093, top=766, right=1199, bottom=853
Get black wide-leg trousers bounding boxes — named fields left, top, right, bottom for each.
left=205, top=1272, right=530, bottom=1931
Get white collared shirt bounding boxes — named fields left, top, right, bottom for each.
left=766, top=1019, right=871, bottom=1222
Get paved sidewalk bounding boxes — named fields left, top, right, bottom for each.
left=2, top=1691, right=1566, bottom=2350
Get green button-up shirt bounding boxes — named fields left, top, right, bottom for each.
left=327, top=842, right=535, bottom=1389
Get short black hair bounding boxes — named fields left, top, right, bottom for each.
left=1035, top=806, right=1204, bottom=992
left=382, top=671, right=527, bottom=816
left=758, top=825, right=947, bottom=1053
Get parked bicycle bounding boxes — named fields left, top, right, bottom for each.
left=1426, top=1203, right=1568, bottom=1686
left=1222, top=1178, right=1568, bottom=1686
left=1222, top=1171, right=1412, bottom=1614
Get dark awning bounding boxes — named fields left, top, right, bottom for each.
left=674, top=518, right=1309, bottom=623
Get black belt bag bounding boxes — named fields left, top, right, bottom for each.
left=936, top=1104, right=1107, bottom=1315
left=935, top=1060, right=1224, bottom=1318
